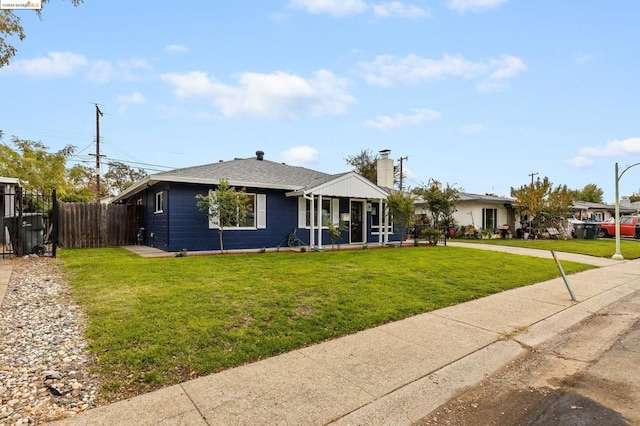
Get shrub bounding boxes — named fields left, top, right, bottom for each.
left=420, top=228, right=441, bottom=245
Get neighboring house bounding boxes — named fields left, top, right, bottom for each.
left=570, top=201, right=636, bottom=222
left=112, top=150, right=399, bottom=252
left=453, top=193, right=518, bottom=232
left=415, top=192, right=518, bottom=234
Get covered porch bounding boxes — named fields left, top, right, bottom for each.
left=286, top=172, right=392, bottom=250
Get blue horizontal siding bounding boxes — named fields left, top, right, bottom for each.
left=127, top=183, right=398, bottom=252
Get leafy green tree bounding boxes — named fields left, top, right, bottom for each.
left=196, top=179, right=250, bottom=254
left=345, top=149, right=378, bottom=183
left=386, top=191, right=415, bottom=246
left=412, top=181, right=460, bottom=229
left=0, top=0, right=83, bottom=67
left=65, top=164, right=98, bottom=201
left=547, top=184, right=578, bottom=218
left=511, top=177, right=577, bottom=236
left=575, top=183, right=604, bottom=203
left=104, top=161, right=147, bottom=195
left=0, top=134, right=74, bottom=192
left=345, top=148, right=406, bottom=189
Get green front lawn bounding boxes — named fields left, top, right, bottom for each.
left=59, top=246, right=594, bottom=401
left=452, top=237, right=640, bottom=259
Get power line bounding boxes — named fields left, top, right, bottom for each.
left=69, top=155, right=174, bottom=173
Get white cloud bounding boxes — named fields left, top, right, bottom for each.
left=116, top=91, right=147, bottom=104
left=488, top=55, right=526, bottom=79
left=568, top=137, right=640, bottom=168
left=86, top=58, right=152, bottom=84
left=115, top=91, right=147, bottom=115
left=364, top=108, right=441, bottom=131
left=281, top=146, right=319, bottom=166
left=567, top=156, right=594, bottom=167
left=446, top=0, right=509, bottom=13
left=458, top=124, right=485, bottom=134
left=578, top=138, right=640, bottom=158
left=372, top=2, right=430, bottom=19
left=86, top=60, right=115, bottom=83
left=0, top=51, right=153, bottom=83
left=288, top=0, right=368, bottom=17
left=288, top=0, right=430, bottom=19
left=3, top=51, right=88, bottom=77
left=166, top=44, right=189, bottom=53
left=359, top=53, right=526, bottom=90
left=160, top=69, right=356, bottom=118
left=119, top=58, right=153, bottom=70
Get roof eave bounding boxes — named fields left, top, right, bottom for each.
left=112, top=175, right=303, bottom=203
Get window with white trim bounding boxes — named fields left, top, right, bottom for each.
left=240, top=194, right=256, bottom=227
left=482, top=208, right=497, bottom=230
left=154, top=191, right=164, bottom=213
left=371, top=202, right=392, bottom=234
left=298, top=197, right=339, bottom=228
left=208, top=192, right=266, bottom=230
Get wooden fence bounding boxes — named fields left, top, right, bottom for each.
left=58, top=203, right=144, bottom=248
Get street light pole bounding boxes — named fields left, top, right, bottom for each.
left=612, top=161, right=640, bottom=260
left=613, top=163, right=623, bottom=260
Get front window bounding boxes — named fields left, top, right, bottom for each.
left=207, top=192, right=265, bottom=230
left=239, top=194, right=256, bottom=228
left=306, top=198, right=331, bottom=227
left=482, top=208, right=497, bottom=230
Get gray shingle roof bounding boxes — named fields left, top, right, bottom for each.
left=154, top=157, right=336, bottom=189
left=457, top=192, right=515, bottom=203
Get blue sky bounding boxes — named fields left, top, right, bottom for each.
left=1, top=0, right=640, bottom=202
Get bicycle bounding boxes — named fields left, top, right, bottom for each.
left=277, top=228, right=308, bottom=250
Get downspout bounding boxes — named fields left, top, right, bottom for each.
left=317, top=194, right=323, bottom=249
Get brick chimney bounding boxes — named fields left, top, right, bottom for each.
left=256, top=150, right=264, bottom=161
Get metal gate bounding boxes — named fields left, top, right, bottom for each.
left=1, top=187, right=58, bottom=258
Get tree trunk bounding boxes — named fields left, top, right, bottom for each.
left=219, top=227, right=224, bottom=254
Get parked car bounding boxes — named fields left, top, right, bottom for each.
left=597, top=216, right=640, bottom=238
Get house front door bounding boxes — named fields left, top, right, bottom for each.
left=350, top=200, right=365, bottom=243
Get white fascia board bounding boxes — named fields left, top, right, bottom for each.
left=112, top=175, right=152, bottom=202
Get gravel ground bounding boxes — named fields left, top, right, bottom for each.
left=0, top=257, right=101, bottom=425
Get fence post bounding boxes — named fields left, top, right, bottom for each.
left=15, top=187, right=24, bottom=256
left=52, top=189, right=58, bottom=257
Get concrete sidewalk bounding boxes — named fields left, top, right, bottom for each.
left=0, top=259, right=14, bottom=308
left=44, top=247, right=640, bottom=425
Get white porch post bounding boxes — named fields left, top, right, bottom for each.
left=383, top=202, right=389, bottom=244
left=317, top=194, right=323, bottom=248
left=378, top=199, right=383, bottom=246
left=309, top=194, right=315, bottom=248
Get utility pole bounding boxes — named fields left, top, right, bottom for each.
left=528, top=172, right=538, bottom=186
left=398, top=156, right=408, bottom=192
left=90, top=104, right=105, bottom=195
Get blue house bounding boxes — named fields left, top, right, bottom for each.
left=113, top=150, right=399, bottom=252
